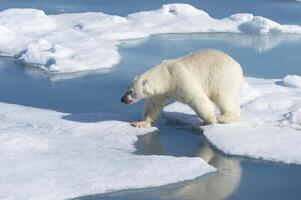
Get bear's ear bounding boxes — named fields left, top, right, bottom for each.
left=142, top=79, right=154, bottom=96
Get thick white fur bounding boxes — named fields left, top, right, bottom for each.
left=129, top=49, right=243, bottom=128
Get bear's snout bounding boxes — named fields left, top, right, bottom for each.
left=121, top=94, right=132, bottom=104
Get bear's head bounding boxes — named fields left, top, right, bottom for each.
left=120, top=76, right=155, bottom=104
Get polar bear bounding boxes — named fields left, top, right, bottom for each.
left=121, top=49, right=243, bottom=128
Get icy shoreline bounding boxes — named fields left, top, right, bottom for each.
left=0, top=3, right=301, bottom=73
left=164, top=75, right=301, bottom=164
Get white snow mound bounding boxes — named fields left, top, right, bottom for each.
left=282, top=75, right=301, bottom=88
left=164, top=76, right=301, bottom=164
left=0, top=4, right=301, bottom=73
left=0, top=103, right=215, bottom=200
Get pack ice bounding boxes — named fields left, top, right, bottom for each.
left=0, top=4, right=301, bottom=73
left=164, top=75, right=301, bottom=164
left=0, top=103, right=215, bottom=200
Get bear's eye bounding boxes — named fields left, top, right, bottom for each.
left=128, top=90, right=133, bottom=94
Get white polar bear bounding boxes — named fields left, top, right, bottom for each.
left=121, top=49, right=243, bottom=128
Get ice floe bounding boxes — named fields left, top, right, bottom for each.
left=0, top=4, right=301, bottom=73
left=0, top=103, right=215, bottom=200
left=164, top=75, right=301, bottom=164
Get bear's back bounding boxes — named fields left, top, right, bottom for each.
left=170, top=49, right=243, bottom=97
left=179, top=49, right=240, bottom=71
left=175, top=49, right=242, bottom=79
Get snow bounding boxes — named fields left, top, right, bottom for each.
left=0, top=103, right=215, bottom=200
left=164, top=75, right=301, bottom=164
left=0, top=4, right=301, bottom=74
left=282, top=75, right=301, bottom=88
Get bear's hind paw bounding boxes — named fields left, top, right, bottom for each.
left=217, top=114, right=239, bottom=124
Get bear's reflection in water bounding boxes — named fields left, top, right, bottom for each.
left=138, top=133, right=241, bottom=200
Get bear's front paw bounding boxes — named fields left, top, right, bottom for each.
left=131, top=121, right=152, bottom=128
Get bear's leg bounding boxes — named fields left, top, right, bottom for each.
left=215, top=96, right=240, bottom=123
left=174, top=69, right=216, bottom=124
left=185, top=89, right=217, bottom=124
left=131, top=95, right=166, bottom=128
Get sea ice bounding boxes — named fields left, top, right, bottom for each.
left=0, top=103, right=215, bottom=200
left=164, top=75, right=301, bottom=164
left=0, top=4, right=300, bottom=73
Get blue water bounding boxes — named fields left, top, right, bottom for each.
left=1, top=1, right=301, bottom=200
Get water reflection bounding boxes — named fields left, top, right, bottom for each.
left=136, top=132, right=241, bottom=200
left=155, top=33, right=301, bottom=53
left=161, top=143, right=241, bottom=200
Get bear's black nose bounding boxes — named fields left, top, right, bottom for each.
left=121, top=96, right=126, bottom=103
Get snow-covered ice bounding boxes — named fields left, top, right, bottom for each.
left=282, top=75, right=301, bottom=88
left=164, top=75, right=301, bottom=164
left=0, top=103, right=215, bottom=200
left=0, top=4, right=301, bottom=73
